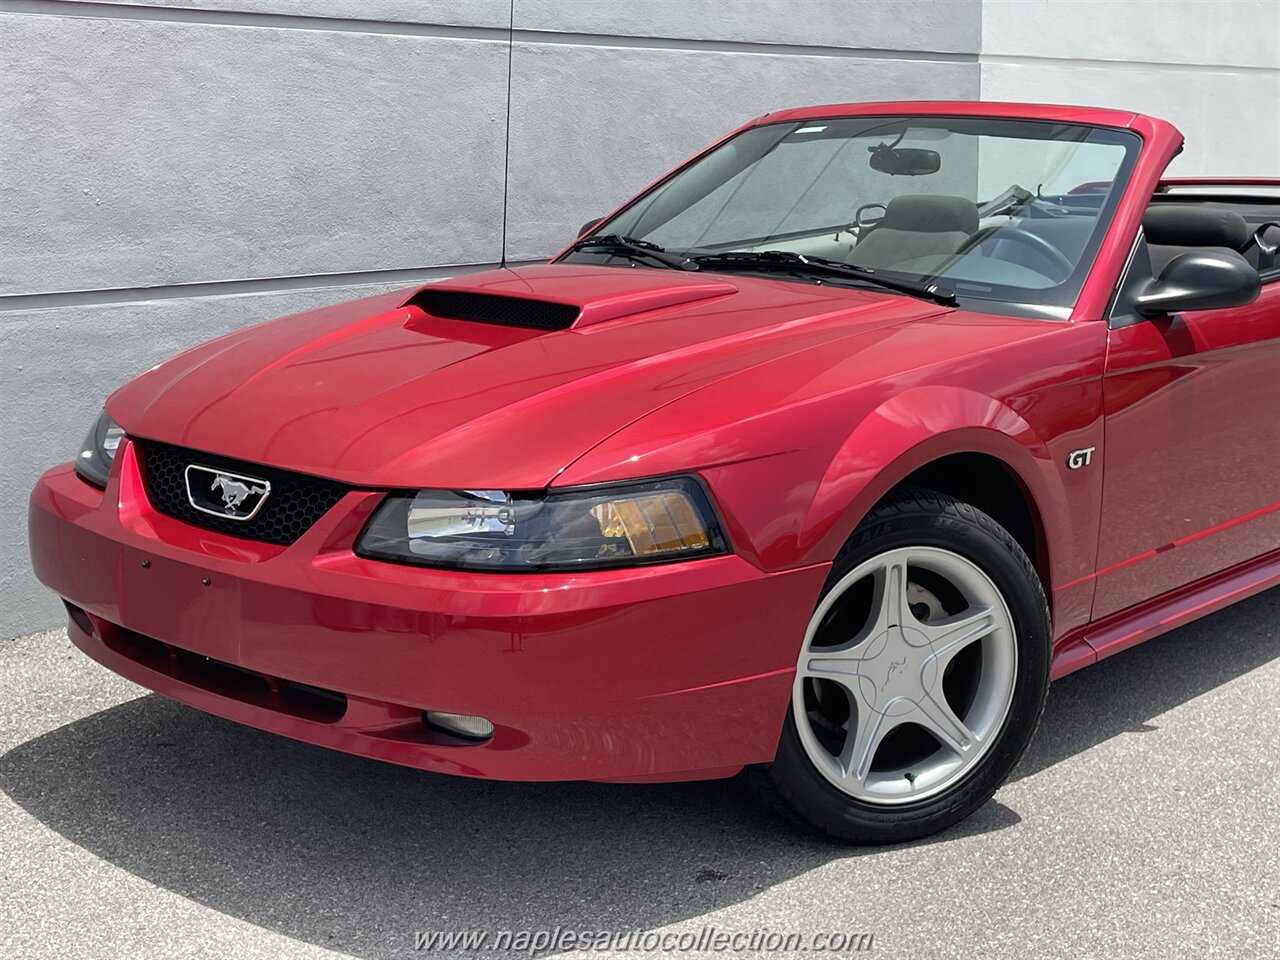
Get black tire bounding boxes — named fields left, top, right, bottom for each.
left=749, top=486, right=1051, bottom=844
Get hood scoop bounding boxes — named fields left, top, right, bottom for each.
left=405, top=265, right=739, bottom=331
left=410, top=289, right=580, bottom=331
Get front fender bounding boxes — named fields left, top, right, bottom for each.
left=802, top=386, right=1058, bottom=563
left=796, top=385, right=1102, bottom=641
left=812, top=389, right=1105, bottom=648
left=557, top=319, right=1107, bottom=641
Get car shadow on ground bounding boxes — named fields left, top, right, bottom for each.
left=1, top=587, right=1276, bottom=959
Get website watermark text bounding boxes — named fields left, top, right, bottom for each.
left=414, top=927, right=874, bottom=956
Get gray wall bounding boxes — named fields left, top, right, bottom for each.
left=1, top=0, right=981, bottom=637
left=5, top=1, right=1278, bottom=639
left=9, top=0, right=964, bottom=646
left=981, top=0, right=1280, bottom=176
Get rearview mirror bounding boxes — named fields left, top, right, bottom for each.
left=1134, top=251, right=1260, bottom=317
left=868, top=145, right=941, bottom=177
left=579, top=217, right=603, bottom=237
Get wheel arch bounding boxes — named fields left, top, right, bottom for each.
left=801, top=386, right=1068, bottom=601
left=890, top=453, right=1048, bottom=587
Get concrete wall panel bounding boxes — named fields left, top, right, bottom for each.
left=32, top=0, right=514, bottom=28
left=0, top=12, right=509, bottom=296
left=979, top=0, right=1280, bottom=176
left=980, top=61, right=1280, bottom=176
left=514, top=0, right=982, bottom=53
left=504, top=43, right=980, bottom=261
left=982, top=0, right=1279, bottom=70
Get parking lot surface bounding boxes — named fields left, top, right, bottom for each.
left=3, top=588, right=1278, bottom=959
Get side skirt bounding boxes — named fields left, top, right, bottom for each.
left=1050, top=547, right=1280, bottom=681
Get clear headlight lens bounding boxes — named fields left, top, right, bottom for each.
left=75, top=409, right=126, bottom=488
left=356, top=477, right=728, bottom=571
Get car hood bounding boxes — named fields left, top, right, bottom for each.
left=109, top=264, right=945, bottom=489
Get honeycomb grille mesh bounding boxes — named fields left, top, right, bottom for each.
left=138, top=441, right=348, bottom=545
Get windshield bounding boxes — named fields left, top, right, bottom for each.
left=561, top=116, right=1142, bottom=315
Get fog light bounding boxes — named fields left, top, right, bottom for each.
left=425, top=711, right=495, bottom=741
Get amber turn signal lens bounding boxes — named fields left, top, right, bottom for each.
left=591, top=492, right=711, bottom=555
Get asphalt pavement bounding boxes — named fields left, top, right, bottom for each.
left=3, top=588, right=1278, bottom=960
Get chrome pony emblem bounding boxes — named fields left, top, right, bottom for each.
left=212, top=475, right=267, bottom=511
left=185, top=464, right=271, bottom=520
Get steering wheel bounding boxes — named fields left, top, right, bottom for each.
left=979, top=225, right=1075, bottom=281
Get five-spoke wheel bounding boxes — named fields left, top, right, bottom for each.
left=793, top=546, right=1016, bottom=804
left=751, top=488, right=1051, bottom=844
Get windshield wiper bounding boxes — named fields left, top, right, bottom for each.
left=569, top=235, right=700, bottom=271
left=690, top=251, right=956, bottom=306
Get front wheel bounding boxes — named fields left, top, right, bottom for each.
left=751, top=487, right=1050, bottom=843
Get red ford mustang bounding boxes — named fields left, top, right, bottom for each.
left=29, top=102, right=1280, bottom=843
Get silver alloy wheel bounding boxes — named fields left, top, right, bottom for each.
left=792, top=546, right=1018, bottom=805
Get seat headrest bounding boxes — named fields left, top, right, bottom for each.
left=882, top=195, right=978, bottom=234
left=1143, top=205, right=1251, bottom=250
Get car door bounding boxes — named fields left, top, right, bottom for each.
left=1093, top=256, right=1280, bottom=620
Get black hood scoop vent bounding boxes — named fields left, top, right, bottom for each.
left=408, top=289, right=580, bottom=331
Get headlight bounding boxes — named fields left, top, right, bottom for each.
left=355, top=477, right=728, bottom=571
left=74, top=409, right=126, bottom=488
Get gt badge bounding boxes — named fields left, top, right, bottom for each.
left=1066, top=447, right=1096, bottom=470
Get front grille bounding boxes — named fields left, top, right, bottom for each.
left=137, top=441, right=348, bottom=545
left=409, top=289, right=580, bottom=330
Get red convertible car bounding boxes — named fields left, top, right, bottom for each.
left=29, top=101, right=1279, bottom=843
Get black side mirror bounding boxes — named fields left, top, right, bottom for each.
left=1135, top=251, right=1260, bottom=317
left=578, top=217, right=603, bottom=237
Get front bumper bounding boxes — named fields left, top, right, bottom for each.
left=28, top=441, right=828, bottom=782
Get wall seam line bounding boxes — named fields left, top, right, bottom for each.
left=0, top=260, right=544, bottom=312
left=980, top=51, right=1279, bottom=75
left=0, top=0, right=980, bottom=61
left=500, top=0, right=514, bottom=266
